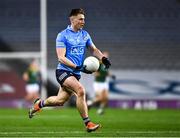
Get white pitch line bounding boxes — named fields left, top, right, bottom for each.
left=0, top=115, right=70, bottom=119
left=0, top=131, right=180, bottom=135
left=0, top=131, right=85, bottom=135
left=125, top=131, right=180, bottom=134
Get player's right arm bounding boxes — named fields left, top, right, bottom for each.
left=56, top=46, right=92, bottom=73
left=56, top=32, right=76, bottom=69
left=56, top=32, right=92, bottom=74
left=56, top=47, right=76, bottom=69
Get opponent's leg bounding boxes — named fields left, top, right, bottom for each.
left=87, top=92, right=101, bottom=108
left=97, top=89, right=108, bottom=115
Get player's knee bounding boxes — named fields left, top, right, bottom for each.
left=76, top=86, right=85, bottom=97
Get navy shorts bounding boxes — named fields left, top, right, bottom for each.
left=56, top=69, right=81, bottom=86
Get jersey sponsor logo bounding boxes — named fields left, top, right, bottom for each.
left=71, top=46, right=84, bottom=55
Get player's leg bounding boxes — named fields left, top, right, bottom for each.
left=29, top=69, right=73, bottom=118
left=87, top=92, right=101, bottom=108
left=63, top=76, right=100, bottom=132
left=87, top=82, right=105, bottom=108
left=97, top=82, right=109, bottom=115
left=25, top=93, right=33, bottom=102
left=87, top=82, right=102, bottom=108
left=29, top=87, right=71, bottom=118
left=25, top=84, right=35, bottom=102
left=63, top=76, right=88, bottom=118
left=102, top=89, right=108, bottom=105
left=43, top=87, right=71, bottom=106
left=32, top=92, right=39, bottom=100
left=32, top=84, right=40, bottom=101
left=97, top=89, right=108, bottom=115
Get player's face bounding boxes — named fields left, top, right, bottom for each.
left=71, top=14, right=85, bottom=30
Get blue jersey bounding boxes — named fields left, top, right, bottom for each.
left=56, top=25, right=94, bottom=76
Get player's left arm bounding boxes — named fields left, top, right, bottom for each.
left=88, top=44, right=103, bottom=60
left=88, top=44, right=111, bottom=69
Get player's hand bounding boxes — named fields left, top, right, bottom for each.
left=75, top=65, right=92, bottom=74
left=102, top=57, right=111, bottom=69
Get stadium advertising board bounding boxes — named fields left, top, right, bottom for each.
left=82, top=70, right=180, bottom=108
left=0, top=71, right=26, bottom=107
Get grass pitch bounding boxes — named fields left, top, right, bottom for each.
left=0, top=107, right=180, bottom=137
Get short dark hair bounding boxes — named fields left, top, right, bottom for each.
left=69, top=8, right=85, bottom=17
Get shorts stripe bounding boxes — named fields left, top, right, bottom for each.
left=56, top=69, right=80, bottom=86
left=59, top=72, right=68, bottom=82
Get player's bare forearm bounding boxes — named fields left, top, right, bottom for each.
left=89, top=45, right=111, bottom=69
left=56, top=47, right=76, bottom=69
left=94, top=48, right=104, bottom=60
left=90, top=47, right=104, bottom=60
left=58, top=56, right=76, bottom=69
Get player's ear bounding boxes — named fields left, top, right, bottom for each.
left=69, top=16, right=74, bottom=23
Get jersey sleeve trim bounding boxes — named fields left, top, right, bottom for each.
left=56, top=41, right=66, bottom=48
